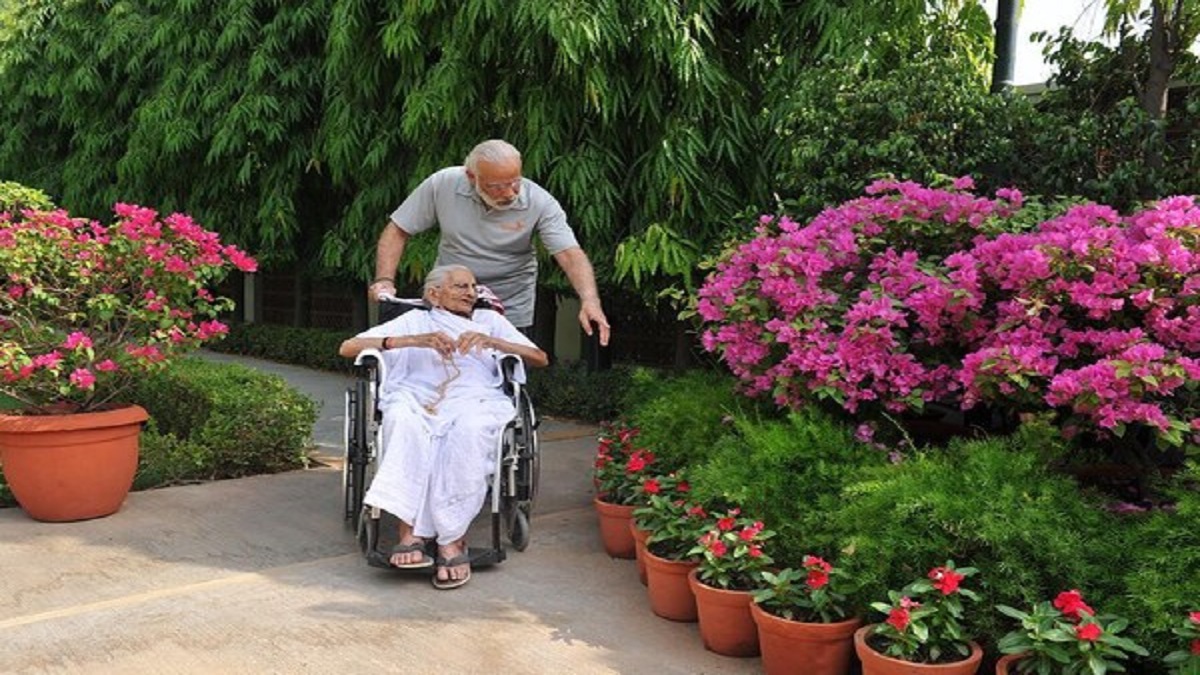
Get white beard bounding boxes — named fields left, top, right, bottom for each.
left=474, top=181, right=516, bottom=211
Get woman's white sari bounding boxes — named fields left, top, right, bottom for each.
left=357, top=307, right=533, bottom=544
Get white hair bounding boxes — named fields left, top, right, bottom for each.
left=465, top=139, right=521, bottom=172
left=423, top=264, right=474, bottom=298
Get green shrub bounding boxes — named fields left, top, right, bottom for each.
left=0, top=180, right=54, bottom=213
left=1117, top=461, right=1200, bottom=664
left=128, top=357, right=317, bottom=478
left=624, top=368, right=760, bottom=472
left=132, top=420, right=215, bottom=490
left=209, top=322, right=353, bottom=375
left=688, top=407, right=885, bottom=565
left=830, top=423, right=1126, bottom=644
left=524, top=360, right=637, bottom=423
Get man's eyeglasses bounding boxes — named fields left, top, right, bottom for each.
left=481, top=178, right=522, bottom=192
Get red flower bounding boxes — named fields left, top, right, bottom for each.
left=1191, top=639, right=1200, bottom=656
left=747, top=545, right=763, bottom=558
left=738, top=526, right=760, bottom=541
left=686, top=505, right=707, bottom=518
left=928, top=566, right=965, bottom=595
left=643, top=479, right=661, bottom=494
left=806, top=568, right=829, bottom=589
left=886, top=608, right=910, bottom=632
left=1190, top=611, right=1200, bottom=625
left=899, top=596, right=921, bottom=609
left=677, top=481, right=691, bottom=492
left=625, top=450, right=653, bottom=473
left=717, top=516, right=737, bottom=531
left=709, top=540, right=728, bottom=557
left=1076, top=623, right=1103, bottom=642
left=1053, top=590, right=1095, bottom=622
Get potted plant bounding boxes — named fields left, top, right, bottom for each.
left=0, top=203, right=256, bottom=521
left=686, top=507, right=775, bottom=657
left=629, top=470, right=689, bottom=585
left=854, top=561, right=984, bottom=674
left=632, top=476, right=709, bottom=621
left=592, top=420, right=655, bottom=558
left=751, top=555, right=862, bottom=675
left=995, top=589, right=1149, bottom=674
left=1164, top=611, right=1200, bottom=674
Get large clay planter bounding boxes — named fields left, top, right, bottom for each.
left=993, top=653, right=1027, bottom=674
left=0, top=405, right=148, bottom=522
left=593, top=497, right=637, bottom=559
left=630, top=521, right=650, bottom=585
left=854, top=625, right=983, bottom=675
left=750, top=602, right=860, bottom=675
left=642, top=547, right=699, bottom=622
left=688, top=567, right=760, bottom=657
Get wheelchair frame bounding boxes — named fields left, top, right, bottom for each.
left=341, top=344, right=540, bottom=570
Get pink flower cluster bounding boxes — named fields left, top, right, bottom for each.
left=698, top=180, right=1200, bottom=444
left=1, top=204, right=256, bottom=412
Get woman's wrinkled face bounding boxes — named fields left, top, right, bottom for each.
left=432, top=269, right=478, bottom=316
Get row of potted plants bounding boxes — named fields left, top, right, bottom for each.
left=592, top=421, right=1200, bottom=674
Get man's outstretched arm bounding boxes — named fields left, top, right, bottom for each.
left=553, top=246, right=610, bottom=346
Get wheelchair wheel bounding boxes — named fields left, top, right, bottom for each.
left=342, top=379, right=372, bottom=530
left=502, top=388, right=539, bottom=551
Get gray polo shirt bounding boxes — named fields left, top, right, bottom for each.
left=390, top=166, right=579, bottom=328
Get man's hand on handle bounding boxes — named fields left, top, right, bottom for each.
left=368, top=279, right=397, bottom=301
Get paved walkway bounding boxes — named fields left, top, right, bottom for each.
left=0, top=353, right=761, bottom=674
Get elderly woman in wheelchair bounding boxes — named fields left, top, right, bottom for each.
left=338, top=264, right=547, bottom=589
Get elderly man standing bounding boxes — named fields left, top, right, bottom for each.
left=340, top=264, right=548, bottom=589
left=368, top=139, right=610, bottom=345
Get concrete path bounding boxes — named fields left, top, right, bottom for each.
left=0, top=354, right=761, bottom=674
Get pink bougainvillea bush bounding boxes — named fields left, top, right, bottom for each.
left=697, top=178, right=1200, bottom=447
left=0, top=204, right=257, bottom=413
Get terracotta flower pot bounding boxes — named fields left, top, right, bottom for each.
left=750, top=602, right=860, bottom=675
left=630, top=520, right=650, bottom=585
left=993, top=653, right=1027, bottom=674
left=0, top=405, right=148, bottom=522
left=642, top=547, right=699, bottom=622
left=854, top=625, right=983, bottom=675
left=593, top=496, right=637, bottom=559
left=688, top=567, right=760, bottom=657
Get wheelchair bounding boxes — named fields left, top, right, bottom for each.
left=340, top=295, right=540, bottom=570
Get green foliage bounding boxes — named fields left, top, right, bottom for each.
left=688, top=407, right=883, bottom=565
left=0, top=179, right=53, bottom=212
left=127, top=357, right=316, bottom=478
left=524, top=360, right=637, bottom=423
left=209, top=321, right=353, bottom=375
left=774, top=52, right=1038, bottom=217
left=623, top=368, right=750, bottom=472
left=1117, top=462, right=1200, bottom=662
left=830, top=425, right=1126, bottom=649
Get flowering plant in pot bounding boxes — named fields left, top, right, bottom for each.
left=996, top=589, right=1148, bottom=674
left=593, top=420, right=655, bottom=506
left=858, top=561, right=983, bottom=670
left=1, top=204, right=256, bottom=413
left=1164, top=611, right=1200, bottom=674
left=632, top=471, right=705, bottom=559
left=754, top=554, right=854, bottom=623
left=752, top=555, right=862, bottom=675
left=689, top=507, right=775, bottom=591
left=0, top=203, right=256, bottom=521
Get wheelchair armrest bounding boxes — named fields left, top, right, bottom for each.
left=498, top=353, right=523, bottom=385
left=353, top=348, right=387, bottom=385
